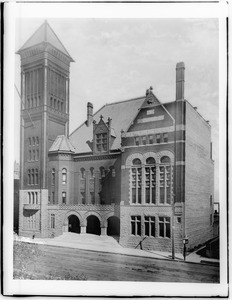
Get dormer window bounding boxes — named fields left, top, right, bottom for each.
left=96, top=133, right=107, bottom=152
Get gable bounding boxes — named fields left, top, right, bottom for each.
left=127, top=104, right=174, bottom=133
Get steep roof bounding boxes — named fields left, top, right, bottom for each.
left=69, top=96, right=145, bottom=154
left=49, top=135, right=76, bottom=153
left=17, top=20, right=74, bottom=60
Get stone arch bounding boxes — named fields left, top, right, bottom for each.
left=86, top=214, right=101, bottom=235
left=102, top=211, right=115, bottom=227
left=63, top=210, right=83, bottom=226
left=83, top=211, right=103, bottom=227
left=125, top=153, right=143, bottom=168
left=107, top=215, right=120, bottom=236
left=156, top=150, right=174, bottom=164
left=143, top=152, right=157, bottom=163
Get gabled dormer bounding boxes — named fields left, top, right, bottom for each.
left=93, top=115, right=114, bottom=154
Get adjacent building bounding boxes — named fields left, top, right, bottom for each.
left=17, top=21, right=214, bottom=252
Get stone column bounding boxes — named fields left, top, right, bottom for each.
left=94, top=171, right=100, bottom=204
left=81, top=226, right=86, bottom=234
left=141, top=164, right=145, bottom=204
left=85, top=171, right=90, bottom=204
left=101, top=227, right=107, bottom=236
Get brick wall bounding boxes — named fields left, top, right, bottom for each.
left=119, top=205, right=183, bottom=253
left=185, top=102, right=214, bottom=249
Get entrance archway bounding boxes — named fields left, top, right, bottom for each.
left=86, top=215, right=101, bottom=235
left=68, top=215, right=80, bottom=233
left=107, top=216, right=120, bottom=236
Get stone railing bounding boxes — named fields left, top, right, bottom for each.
left=24, top=204, right=40, bottom=210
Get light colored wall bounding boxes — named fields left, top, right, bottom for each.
left=185, top=102, right=214, bottom=249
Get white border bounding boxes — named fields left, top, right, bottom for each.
left=4, top=1, right=229, bottom=297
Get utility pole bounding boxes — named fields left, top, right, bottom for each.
left=172, top=103, right=177, bottom=260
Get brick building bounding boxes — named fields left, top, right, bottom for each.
left=17, top=21, right=214, bottom=252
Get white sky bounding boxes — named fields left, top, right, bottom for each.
left=14, top=15, right=220, bottom=200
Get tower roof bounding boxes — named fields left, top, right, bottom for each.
left=49, top=135, right=76, bottom=153
left=17, top=20, right=74, bottom=61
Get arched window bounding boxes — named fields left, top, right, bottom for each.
left=28, top=192, right=31, bottom=204
left=62, top=168, right=67, bottom=184
left=32, top=137, right=35, bottom=146
left=36, top=149, right=39, bottom=160
left=145, top=157, right=156, bottom=204
left=29, top=137, right=31, bottom=146
left=161, top=156, right=171, bottom=164
left=99, top=166, right=105, bottom=178
left=33, top=149, right=36, bottom=161
left=57, top=100, right=60, bottom=111
left=81, top=168, right=85, bottom=179
left=31, top=169, right=34, bottom=185
left=29, top=150, right=31, bottom=161
left=32, top=192, right=35, bottom=204
left=36, top=137, right=39, bottom=145
left=28, top=170, right=31, bottom=185
left=52, top=169, right=55, bottom=185
left=90, top=167, right=94, bottom=178
left=35, top=192, right=38, bottom=204
left=35, top=169, right=38, bottom=185
left=131, top=158, right=142, bottom=204
left=159, top=156, right=172, bottom=204
left=132, top=158, right=141, bottom=166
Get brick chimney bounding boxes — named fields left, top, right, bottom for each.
left=87, top=102, right=93, bottom=127
left=176, top=62, right=185, bottom=101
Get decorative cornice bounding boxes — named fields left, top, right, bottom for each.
left=74, top=152, right=121, bottom=162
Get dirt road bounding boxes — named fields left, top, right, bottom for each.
left=14, top=242, right=219, bottom=282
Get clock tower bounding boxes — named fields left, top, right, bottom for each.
left=17, top=21, right=74, bottom=237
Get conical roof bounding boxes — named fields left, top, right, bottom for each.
left=49, top=135, right=76, bottom=153
left=17, top=20, right=74, bottom=61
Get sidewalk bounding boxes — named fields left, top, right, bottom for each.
left=14, top=232, right=219, bottom=265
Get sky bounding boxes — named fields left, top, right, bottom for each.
left=14, top=18, right=219, bottom=200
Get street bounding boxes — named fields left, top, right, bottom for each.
left=14, top=242, right=219, bottom=282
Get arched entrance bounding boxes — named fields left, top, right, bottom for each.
left=86, top=215, right=101, bottom=235
left=107, top=216, right=120, bottom=236
left=68, top=215, right=80, bottom=233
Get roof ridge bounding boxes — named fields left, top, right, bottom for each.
left=105, top=95, right=145, bottom=107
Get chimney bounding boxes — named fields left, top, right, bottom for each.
left=87, top=102, right=93, bottom=127
left=176, top=62, right=185, bottom=101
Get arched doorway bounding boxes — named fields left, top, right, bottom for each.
left=68, top=215, right=80, bottom=233
left=86, top=215, right=101, bottom=235
left=107, top=216, right=120, bottom=236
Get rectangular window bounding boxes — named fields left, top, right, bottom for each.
left=145, top=216, right=155, bottom=237
left=90, top=192, right=95, bottom=204
left=159, top=166, right=172, bottom=205
left=149, top=135, right=153, bottom=144
left=96, top=133, right=108, bottom=152
left=62, top=192, right=66, bottom=204
left=156, top=134, right=161, bottom=143
left=51, top=214, right=55, bottom=229
left=142, top=136, right=146, bottom=145
left=135, top=136, right=140, bottom=146
left=163, top=133, right=168, bottom=143
left=131, top=216, right=141, bottom=236
left=145, top=166, right=156, bottom=204
left=81, top=191, right=86, bottom=204
left=131, top=167, right=142, bottom=204
left=159, top=217, right=171, bottom=238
